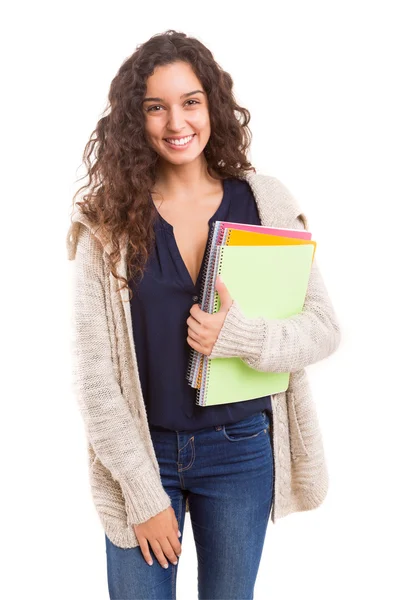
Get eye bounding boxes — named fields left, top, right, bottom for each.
left=146, top=105, right=163, bottom=113
left=146, top=99, right=200, bottom=112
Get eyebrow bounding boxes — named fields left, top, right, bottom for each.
left=142, top=90, right=205, bottom=103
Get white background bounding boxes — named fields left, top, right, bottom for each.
left=2, top=1, right=399, bottom=598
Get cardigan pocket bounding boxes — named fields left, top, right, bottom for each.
left=287, top=391, right=309, bottom=459
left=285, top=370, right=329, bottom=510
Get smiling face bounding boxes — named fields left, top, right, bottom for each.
left=142, top=61, right=211, bottom=166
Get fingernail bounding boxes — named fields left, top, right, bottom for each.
left=148, top=559, right=153, bottom=566
left=178, top=530, right=182, bottom=537
left=163, top=563, right=168, bottom=569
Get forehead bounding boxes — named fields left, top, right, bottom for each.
left=145, top=62, right=204, bottom=96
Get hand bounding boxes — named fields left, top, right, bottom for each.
left=186, top=275, right=233, bottom=356
left=133, top=506, right=182, bottom=568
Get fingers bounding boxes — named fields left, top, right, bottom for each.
left=189, top=303, right=204, bottom=322
left=149, top=537, right=180, bottom=569
left=138, top=537, right=153, bottom=567
left=173, top=511, right=182, bottom=544
left=172, top=511, right=181, bottom=538
left=187, top=328, right=202, bottom=344
left=133, top=498, right=183, bottom=569
left=136, top=530, right=182, bottom=569
left=168, top=532, right=182, bottom=560
left=187, top=315, right=203, bottom=335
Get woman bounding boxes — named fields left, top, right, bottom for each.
left=66, top=29, right=341, bottom=600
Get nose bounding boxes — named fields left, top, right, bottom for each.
left=167, top=105, right=186, bottom=131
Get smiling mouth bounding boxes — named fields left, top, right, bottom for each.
left=163, top=134, right=196, bottom=148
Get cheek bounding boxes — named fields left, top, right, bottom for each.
left=145, top=119, right=161, bottom=138
left=191, top=110, right=211, bottom=133
left=144, top=111, right=167, bottom=135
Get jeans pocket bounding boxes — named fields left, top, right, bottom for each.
left=222, top=412, right=269, bottom=442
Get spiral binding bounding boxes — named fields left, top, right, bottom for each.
left=193, top=225, right=227, bottom=389
left=186, top=222, right=217, bottom=385
left=186, top=221, right=227, bottom=387
left=205, top=228, right=230, bottom=328
left=195, top=244, right=226, bottom=405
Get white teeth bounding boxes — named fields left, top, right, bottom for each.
left=165, top=135, right=194, bottom=146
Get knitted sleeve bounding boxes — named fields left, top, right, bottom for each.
left=71, top=225, right=171, bottom=525
left=208, top=214, right=341, bottom=372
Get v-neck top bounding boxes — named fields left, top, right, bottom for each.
left=129, top=177, right=272, bottom=432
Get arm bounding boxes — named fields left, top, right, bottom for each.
left=208, top=213, right=341, bottom=372
left=71, top=224, right=171, bottom=525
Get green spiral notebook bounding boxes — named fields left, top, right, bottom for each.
left=198, top=243, right=315, bottom=406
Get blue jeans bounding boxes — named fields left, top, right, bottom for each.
left=106, top=410, right=274, bottom=600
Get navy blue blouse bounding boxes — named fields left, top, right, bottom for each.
left=129, top=177, right=272, bottom=432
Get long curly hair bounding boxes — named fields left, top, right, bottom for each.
left=69, top=29, right=255, bottom=300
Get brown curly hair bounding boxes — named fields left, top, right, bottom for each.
left=69, top=29, right=256, bottom=300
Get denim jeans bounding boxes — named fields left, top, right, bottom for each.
left=106, top=409, right=274, bottom=600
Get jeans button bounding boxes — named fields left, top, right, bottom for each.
left=192, top=295, right=199, bottom=302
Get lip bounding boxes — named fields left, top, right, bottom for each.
left=163, top=134, right=196, bottom=150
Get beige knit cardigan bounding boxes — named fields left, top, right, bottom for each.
left=66, top=172, right=341, bottom=549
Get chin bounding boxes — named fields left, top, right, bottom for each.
left=158, top=146, right=206, bottom=164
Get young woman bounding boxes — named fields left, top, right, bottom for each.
left=67, top=29, right=341, bottom=600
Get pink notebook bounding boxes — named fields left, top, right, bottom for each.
left=219, top=222, right=312, bottom=240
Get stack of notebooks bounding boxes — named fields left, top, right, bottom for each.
left=186, top=221, right=316, bottom=407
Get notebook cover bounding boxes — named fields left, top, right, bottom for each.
left=193, top=228, right=316, bottom=390
left=198, top=243, right=315, bottom=406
